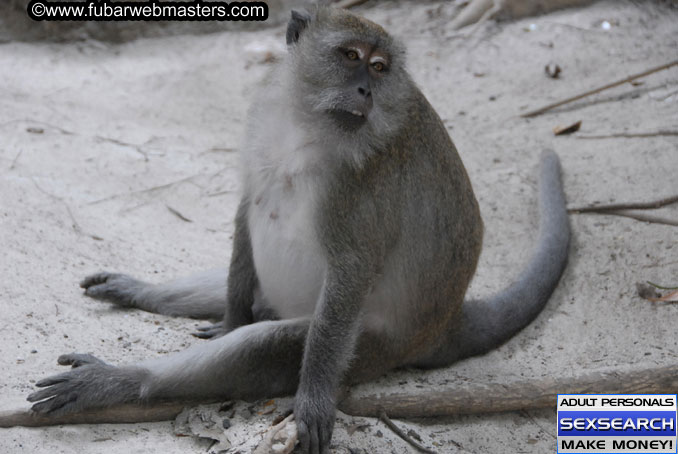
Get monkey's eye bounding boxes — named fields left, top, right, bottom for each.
left=346, top=50, right=359, bottom=61
left=372, top=62, right=385, bottom=72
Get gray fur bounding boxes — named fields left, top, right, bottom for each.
left=29, top=6, right=569, bottom=454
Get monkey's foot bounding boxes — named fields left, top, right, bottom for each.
left=192, top=322, right=228, bottom=339
left=80, top=272, right=145, bottom=307
left=28, top=353, right=146, bottom=415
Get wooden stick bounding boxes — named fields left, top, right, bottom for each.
left=520, top=59, right=678, bottom=118
left=4, top=365, right=678, bottom=427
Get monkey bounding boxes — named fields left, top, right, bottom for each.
left=25, top=4, right=569, bottom=454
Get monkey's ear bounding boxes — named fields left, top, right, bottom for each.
left=286, top=10, right=312, bottom=46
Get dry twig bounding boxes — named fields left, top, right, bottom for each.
left=378, top=409, right=438, bottom=454
left=568, top=195, right=678, bottom=213
left=577, top=130, right=678, bottom=139
left=336, top=0, right=370, bottom=8
left=165, top=205, right=193, bottom=223
left=521, top=59, right=678, bottom=118
left=589, top=211, right=678, bottom=227
left=30, top=177, right=103, bottom=240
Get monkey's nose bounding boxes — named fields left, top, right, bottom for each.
left=358, top=86, right=372, bottom=99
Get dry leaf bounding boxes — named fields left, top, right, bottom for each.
left=648, top=289, right=678, bottom=303
left=637, top=282, right=678, bottom=303
left=553, top=121, right=581, bottom=136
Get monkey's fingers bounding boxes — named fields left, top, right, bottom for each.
left=80, top=272, right=120, bottom=289
left=58, top=353, right=107, bottom=368
left=33, top=372, right=72, bottom=389
left=27, top=381, right=70, bottom=402
left=30, top=392, right=78, bottom=414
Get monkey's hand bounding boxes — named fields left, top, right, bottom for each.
left=80, top=272, right=146, bottom=307
left=294, top=389, right=336, bottom=454
left=27, top=353, right=146, bottom=415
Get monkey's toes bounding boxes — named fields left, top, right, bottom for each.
left=80, top=272, right=121, bottom=289
left=192, top=322, right=227, bottom=339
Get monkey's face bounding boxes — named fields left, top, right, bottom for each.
left=287, top=7, right=413, bottom=140
left=320, top=41, right=388, bottom=130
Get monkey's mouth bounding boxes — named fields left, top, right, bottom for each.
left=328, top=109, right=368, bottom=130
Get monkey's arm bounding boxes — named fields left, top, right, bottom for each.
left=79, top=197, right=259, bottom=330
left=294, top=246, right=377, bottom=453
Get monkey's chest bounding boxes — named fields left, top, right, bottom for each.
left=247, top=178, right=326, bottom=319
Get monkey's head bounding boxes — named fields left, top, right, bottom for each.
left=284, top=6, right=413, bottom=149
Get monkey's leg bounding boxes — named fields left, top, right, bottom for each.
left=81, top=197, right=259, bottom=327
left=28, top=318, right=309, bottom=415
left=81, top=268, right=228, bottom=319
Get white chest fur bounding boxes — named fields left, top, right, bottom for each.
left=244, top=125, right=328, bottom=320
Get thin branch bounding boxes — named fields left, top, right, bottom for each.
left=95, top=135, right=149, bottom=161
left=647, top=282, right=678, bottom=291
left=336, top=0, right=371, bottom=8
left=9, top=149, right=23, bottom=170
left=521, top=59, right=678, bottom=118
left=165, top=205, right=193, bottom=223
left=87, top=175, right=198, bottom=205
left=660, top=89, right=678, bottom=101
left=378, top=410, right=438, bottom=454
left=568, top=195, right=678, bottom=213
left=30, top=177, right=104, bottom=240
left=577, top=130, right=678, bottom=139
left=593, top=210, right=678, bottom=227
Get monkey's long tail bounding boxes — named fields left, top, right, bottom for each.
left=453, top=150, right=570, bottom=361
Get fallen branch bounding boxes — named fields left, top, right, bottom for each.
left=568, top=195, right=678, bottom=213
left=339, top=364, right=678, bottom=418
left=521, top=59, right=678, bottom=118
left=4, top=364, right=678, bottom=428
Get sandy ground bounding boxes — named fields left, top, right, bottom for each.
left=1, top=1, right=677, bottom=453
